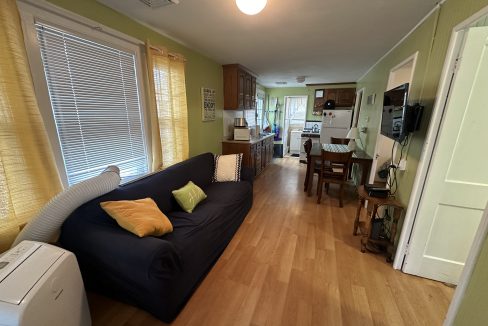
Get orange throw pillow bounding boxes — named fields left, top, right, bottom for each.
left=100, top=198, right=173, bottom=237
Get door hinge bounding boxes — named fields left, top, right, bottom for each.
left=404, top=243, right=410, bottom=256
left=453, top=57, right=461, bottom=73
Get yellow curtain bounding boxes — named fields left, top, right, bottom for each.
left=0, top=0, right=62, bottom=250
left=146, top=42, right=189, bottom=170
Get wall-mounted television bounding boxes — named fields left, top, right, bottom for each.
left=381, top=83, right=422, bottom=142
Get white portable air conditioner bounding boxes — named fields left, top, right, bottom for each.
left=0, top=241, right=91, bottom=326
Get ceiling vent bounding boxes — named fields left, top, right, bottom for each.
left=139, top=0, right=180, bottom=8
left=276, top=81, right=287, bottom=85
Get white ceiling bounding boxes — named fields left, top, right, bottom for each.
left=98, top=0, right=438, bottom=87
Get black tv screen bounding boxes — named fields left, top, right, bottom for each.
left=381, top=83, right=409, bottom=141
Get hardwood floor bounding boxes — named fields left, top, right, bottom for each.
left=88, top=157, right=453, bottom=326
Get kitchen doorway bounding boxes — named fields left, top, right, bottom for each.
left=283, top=96, right=307, bottom=156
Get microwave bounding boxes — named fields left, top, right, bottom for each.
left=234, top=127, right=251, bottom=141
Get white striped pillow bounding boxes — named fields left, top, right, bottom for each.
left=213, top=154, right=243, bottom=182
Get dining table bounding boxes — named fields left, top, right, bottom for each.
left=306, top=143, right=373, bottom=196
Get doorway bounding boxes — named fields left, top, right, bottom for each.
left=283, top=96, right=307, bottom=155
left=394, top=24, right=488, bottom=285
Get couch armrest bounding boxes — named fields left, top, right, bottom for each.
left=61, top=224, right=181, bottom=282
left=241, top=166, right=254, bottom=185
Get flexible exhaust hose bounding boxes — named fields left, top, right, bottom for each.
left=12, top=166, right=121, bottom=247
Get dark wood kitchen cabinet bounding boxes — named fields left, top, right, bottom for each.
left=223, top=64, right=257, bottom=110
left=222, top=135, right=274, bottom=176
left=312, top=87, right=356, bottom=115
left=335, top=88, right=356, bottom=106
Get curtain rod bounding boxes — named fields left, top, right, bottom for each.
left=148, top=44, right=187, bottom=62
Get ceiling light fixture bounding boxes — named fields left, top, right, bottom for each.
left=296, top=76, right=306, bottom=83
left=236, top=0, right=267, bottom=15
left=139, top=0, right=180, bottom=8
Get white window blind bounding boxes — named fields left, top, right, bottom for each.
left=36, top=23, right=148, bottom=185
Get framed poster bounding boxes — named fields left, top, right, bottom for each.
left=201, top=87, right=216, bottom=121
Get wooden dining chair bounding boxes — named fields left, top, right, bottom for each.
left=317, top=149, right=353, bottom=207
left=330, top=137, right=353, bottom=179
left=303, top=138, right=321, bottom=192
left=330, top=137, right=350, bottom=145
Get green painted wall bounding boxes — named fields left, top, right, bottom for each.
left=356, top=0, right=488, bottom=323
left=46, top=0, right=224, bottom=156
left=357, top=11, right=438, bottom=206
left=454, top=235, right=488, bottom=325
left=357, top=0, right=488, bottom=206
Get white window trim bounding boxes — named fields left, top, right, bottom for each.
left=18, top=1, right=152, bottom=187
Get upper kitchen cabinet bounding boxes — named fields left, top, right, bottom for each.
left=223, top=64, right=257, bottom=110
left=312, top=87, right=356, bottom=115
left=335, top=88, right=356, bottom=106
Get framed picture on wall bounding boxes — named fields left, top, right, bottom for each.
left=315, top=89, right=324, bottom=98
left=201, top=87, right=216, bottom=121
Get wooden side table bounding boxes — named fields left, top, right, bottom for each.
left=353, top=186, right=404, bottom=262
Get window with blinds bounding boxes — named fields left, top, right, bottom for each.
left=36, top=23, right=148, bottom=185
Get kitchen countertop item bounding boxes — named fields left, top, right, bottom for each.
left=234, top=118, right=248, bottom=127
left=223, top=133, right=275, bottom=145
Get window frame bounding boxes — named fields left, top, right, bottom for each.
left=256, top=89, right=266, bottom=129
left=19, top=1, right=152, bottom=187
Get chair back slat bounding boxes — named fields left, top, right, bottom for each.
left=330, top=137, right=349, bottom=145
left=320, top=149, right=352, bottom=181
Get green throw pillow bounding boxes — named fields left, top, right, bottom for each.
left=172, top=181, right=207, bottom=213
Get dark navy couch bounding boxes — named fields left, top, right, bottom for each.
left=59, top=152, right=253, bottom=322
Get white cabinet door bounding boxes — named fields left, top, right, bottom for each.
left=403, top=26, right=488, bottom=284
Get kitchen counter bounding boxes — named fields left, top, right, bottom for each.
left=222, top=133, right=275, bottom=145
left=222, top=134, right=275, bottom=176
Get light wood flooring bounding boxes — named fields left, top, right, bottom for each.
left=89, top=157, right=453, bottom=325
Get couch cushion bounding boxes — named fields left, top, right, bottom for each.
left=172, top=181, right=207, bottom=213
left=213, top=153, right=243, bottom=182
left=164, top=181, right=252, bottom=246
left=100, top=198, right=173, bottom=237
left=94, top=153, right=215, bottom=214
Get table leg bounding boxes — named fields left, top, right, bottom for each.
left=361, top=203, right=379, bottom=253
left=353, top=197, right=365, bottom=236
left=360, top=160, right=373, bottom=185
left=307, top=159, right=315, bottom=196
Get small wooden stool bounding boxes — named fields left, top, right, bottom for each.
left=353, top=186, right=404, bottom=262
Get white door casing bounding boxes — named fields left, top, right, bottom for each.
left=369, top=53, right=418, bottom=184
left=283, top=96, right=307, bottom=154
left=352, top=88, right=364, bottom=128
left=403, top=26, right=488, bottom=284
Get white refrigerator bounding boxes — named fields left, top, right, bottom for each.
left=320, top=109, right=353, bottom=144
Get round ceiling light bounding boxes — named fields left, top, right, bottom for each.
left=236, top=0, right=267, bottom=15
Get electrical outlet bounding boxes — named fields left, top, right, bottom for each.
left=398, top=159, right=407, bottom=171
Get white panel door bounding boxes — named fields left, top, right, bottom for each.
left=403, top=27, right=488, bottom=284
